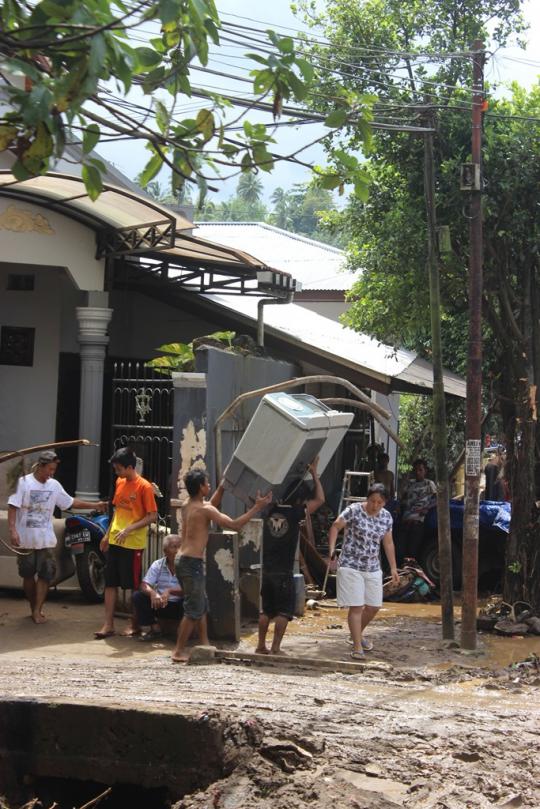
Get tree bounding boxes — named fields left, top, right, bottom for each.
left=237, top=173, right=263, bottom=205
left=269, top=187, right=292, bottom=230
left=0, top=0, right=372, bottom=201
left=298, top=0, right=540, bottom=609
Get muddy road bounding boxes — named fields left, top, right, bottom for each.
left=1, top=590, right=539, bottom=808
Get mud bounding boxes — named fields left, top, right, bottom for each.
left=1, top=589, right=539, bottom=808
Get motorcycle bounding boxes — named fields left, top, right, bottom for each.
left=64, top=512, right=110, bottom=602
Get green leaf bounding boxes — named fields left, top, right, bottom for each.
left=295, top=57, right=314, bottom=83
left=154, top=342, right=192, bottom=356
left=320, top=174, right=342, bottom=190
left=155, top=100, right=170, bottom=134
left=324, top=109, right=349, bottom=128
left=286, top=73, right=308, bottom=101
left=134, top=47, right=162, bottom=70
left=196, top=108, right=214, bottom=141
left=82, top=123, right=100, bottom=154
left=277, top=37, right=294, bottom=53
left=139, top=153, right=163, bottom=186
left=82, top=163, right=104, bottom=201
left=0, top=124, right=17, bottom=151
left=246, top=53, right=269, bottom=67
left=88, top=34, right=107, bottom=75
left=159, top=0, right=180, bottom=24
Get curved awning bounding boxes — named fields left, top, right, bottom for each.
left=0, top=171, right=295, bottom=297
left=0, top=171, right=192, bottom=257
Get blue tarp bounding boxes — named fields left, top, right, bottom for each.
left=424, top=500, right=511, bottom=535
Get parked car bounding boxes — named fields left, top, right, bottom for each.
left=0, top=509, right=107, bottom=602
left=416, top=499, right=511, bottom=589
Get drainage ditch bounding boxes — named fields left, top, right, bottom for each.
left=0, top=699, right=261, bottom=808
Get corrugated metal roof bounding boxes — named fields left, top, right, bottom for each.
left=195, top=222, right=357, bottom=291
left=203, top=293, right=466, bottom=398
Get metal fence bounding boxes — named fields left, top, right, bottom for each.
left=110, top=361, right=173, bottom=565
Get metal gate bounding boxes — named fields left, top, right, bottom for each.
left=110, top=361, right=173, bottom=560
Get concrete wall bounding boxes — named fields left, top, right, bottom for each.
left=0, top=200, right=105, bottom=291
left=0, top=263, right=62, bottom=498
left=294, top=300, right=349, bottom=321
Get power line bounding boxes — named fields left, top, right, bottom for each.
left=219, top=13, right=474, bottom=60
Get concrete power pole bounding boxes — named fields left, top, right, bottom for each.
left=461, top=40, right=485, bottom=651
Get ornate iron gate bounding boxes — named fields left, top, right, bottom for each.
left=110, top=362, right=173, bottom=544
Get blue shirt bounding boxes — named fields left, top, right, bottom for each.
left=143, top=557, right=182, bottom=602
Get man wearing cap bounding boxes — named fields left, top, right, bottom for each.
left=8, top=450, right=107, bottom=624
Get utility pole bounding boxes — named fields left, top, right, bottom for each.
left=423, top=102, right=454, bottom=640
left=461, top=40, right=485, bottom=650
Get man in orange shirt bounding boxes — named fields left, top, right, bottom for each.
left=94, top=448, right=157, bottom=639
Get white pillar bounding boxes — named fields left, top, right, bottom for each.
left=75, top=306, right=113, bottom=500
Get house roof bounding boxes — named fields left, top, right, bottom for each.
left=198, top=293, right=466, bottom=398
left=195, top=222, right=355, bottom=291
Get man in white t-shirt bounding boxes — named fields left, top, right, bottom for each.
left=7, top=450, right=107, bottom=624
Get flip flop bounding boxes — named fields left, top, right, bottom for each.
left=361, top=638, right=374, bottom=652
left=346, top=637, right=373, bottom=651
left=139, top=630, right=162, bottom=642
left=94, top=630, right=115, bottom=639
left=350, top=650, right=365, bottom=660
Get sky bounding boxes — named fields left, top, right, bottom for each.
left=97, top=0, right=540, bottom=202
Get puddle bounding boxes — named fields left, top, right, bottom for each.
left=334, top=767, right=409, bottom=801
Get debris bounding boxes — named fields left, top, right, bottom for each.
left=189, top=645, right=218, bottom=664
left=259, top=737, right=314, bottom=772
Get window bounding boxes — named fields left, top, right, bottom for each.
left=0, top=326, right=35, bottom=366
left=7, top=274, right=35, bottom=291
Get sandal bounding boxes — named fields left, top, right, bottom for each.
left=361, top=638, right=374, bottom=652
left=346, top=636, right=373, bottom=651
left=350, top=650, right=365, bottom=660
left=139, top=629, right=162, bottom=642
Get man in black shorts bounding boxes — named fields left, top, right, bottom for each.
left=256, top=457, right=324, bottom=655
left=95, top=448, right=157, bottom=639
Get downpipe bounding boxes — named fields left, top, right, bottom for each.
left=257, top=292, right=293, bottom=347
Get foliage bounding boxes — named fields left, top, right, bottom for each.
left=146, top=330, right=235, bottom=375
left=297, top=0, right=539, bottom=606
left=268, top=183, right=339, bottom=242
left=195, top=177, right=340, bottom=243
left=0, top=0, right=374, bottom=200
left=397, top=394, right=465, bottom=475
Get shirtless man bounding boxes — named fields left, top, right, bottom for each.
left=172, top=468, right=272, bottom=663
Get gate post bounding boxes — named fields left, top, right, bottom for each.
left=75, top=303, right=113, bottom=500
left=171, top=372, right=207, bottom=529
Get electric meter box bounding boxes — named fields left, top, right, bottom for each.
left=222, top=392, right=354, bottom=505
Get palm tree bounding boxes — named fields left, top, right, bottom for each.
left=237, top=173, right=263, bottom=205
left=270, top=186, right=292, bottom=230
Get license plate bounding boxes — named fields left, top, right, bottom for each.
left=65, top=529, right=91, bottom=546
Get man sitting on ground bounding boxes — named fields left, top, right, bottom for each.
left=133, top=534, right=183, bottom=641
left=172, top=469, right=272, bottom=663
left=256, top=456, right=324, bottom=656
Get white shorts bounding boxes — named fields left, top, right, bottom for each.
left=336, top=567, right=383, bottom=608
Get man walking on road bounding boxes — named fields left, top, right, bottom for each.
left=8, top=450, right=107, bottom=624
left=172, top=469, right=272, bottom=663
left=94, top=448, right=157, bottom=639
